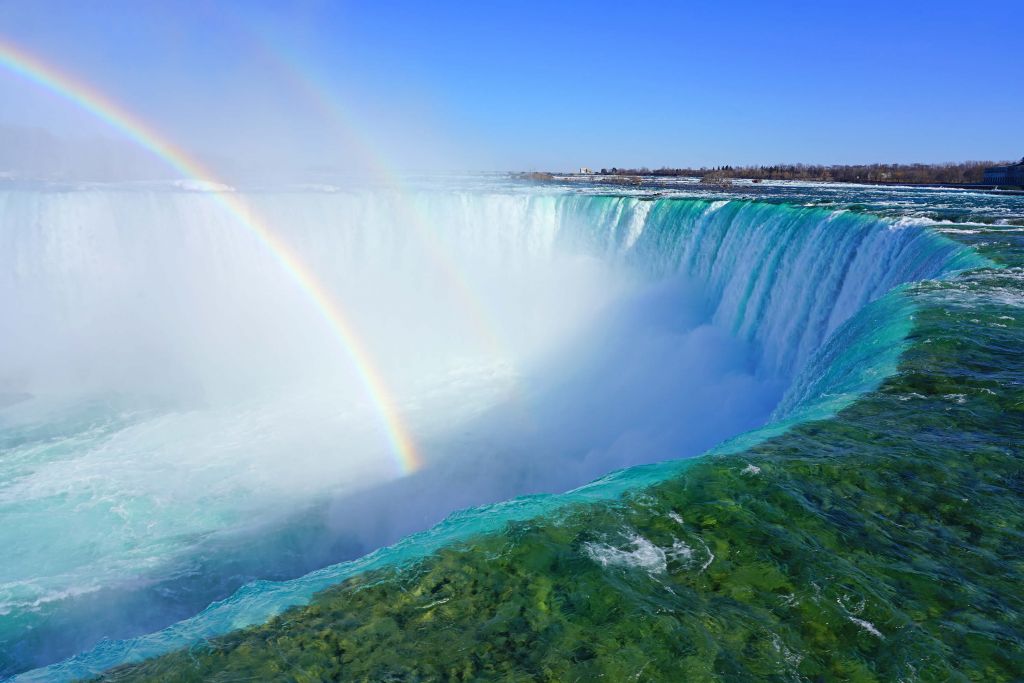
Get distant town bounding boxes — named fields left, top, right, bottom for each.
left=527, top=159, right=1024, bottom=189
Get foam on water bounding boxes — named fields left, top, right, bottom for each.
left=584, top=533, right=668, bottom=574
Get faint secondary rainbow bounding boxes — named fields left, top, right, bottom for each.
left=0, top=38, right=423, bottom=474
left=232, top=29, right=536, bottom=424
left=284, top=69, right=539, bottom=416
left=230, top=21, right=512, bottom=360
left=293, top=75, right=511, bottom=358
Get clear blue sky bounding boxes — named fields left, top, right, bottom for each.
left=0, top=0, right=1020, bottom=173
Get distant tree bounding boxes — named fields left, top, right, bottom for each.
left=576, top=161, right=998, bottom=185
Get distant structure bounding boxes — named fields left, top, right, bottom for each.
left=578, top=167, right=594, bottom=174
left=984, top=158, right=1024, bottom=186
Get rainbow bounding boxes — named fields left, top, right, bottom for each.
left=0, top=38, right=423, bottom=474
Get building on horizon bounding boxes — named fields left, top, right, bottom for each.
left=984, top=159, right=1024, bottom=186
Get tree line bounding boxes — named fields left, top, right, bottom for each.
left=593, top=161, right=1005, bottom=185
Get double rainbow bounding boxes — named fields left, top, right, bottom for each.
left=0, top=38, right=423, bottom=474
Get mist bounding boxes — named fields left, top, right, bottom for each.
left=0, top=126, right=177, bottom=182
left=322, top=274, right=784, bottom=553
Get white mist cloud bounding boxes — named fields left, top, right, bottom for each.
left=0, top=125, right=175, bottom=181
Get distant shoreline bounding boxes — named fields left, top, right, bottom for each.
left=513, top=171, right=1024, bottom=194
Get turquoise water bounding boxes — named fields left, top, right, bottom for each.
left=2, top=179, right=1020, bottom=680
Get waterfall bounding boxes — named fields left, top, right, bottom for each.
left=0, top=186, right=980, bottom=678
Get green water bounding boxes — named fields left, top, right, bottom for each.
left=93, top=222, right=1024, bottom=680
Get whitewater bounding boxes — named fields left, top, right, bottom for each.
left=0, top=177, right=1003, bottom=678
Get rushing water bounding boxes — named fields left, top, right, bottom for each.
left=1, top=177, right=1020, bottom=680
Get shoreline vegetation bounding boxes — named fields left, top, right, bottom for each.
left=517, top=161, right=1020, bottom=189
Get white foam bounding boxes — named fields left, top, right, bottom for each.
left=898, top=392, right=927, bottom=401
left=172, top=179, right=235, bottom=193
left=695, top=535, right=715, bottom=572
left=584, top=533, right=667, bottom=574
left=890, top=216, right=934, bottom=230
left=667, top=540, right=694, bottom=562
left=937, top=227, right=984, bottom=235
left=0, top=581, right=102, bottom=617
left=848, top=616, right=884, bottom=638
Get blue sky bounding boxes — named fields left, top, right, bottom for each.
left=0, top=0, right=1020, bottom=173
